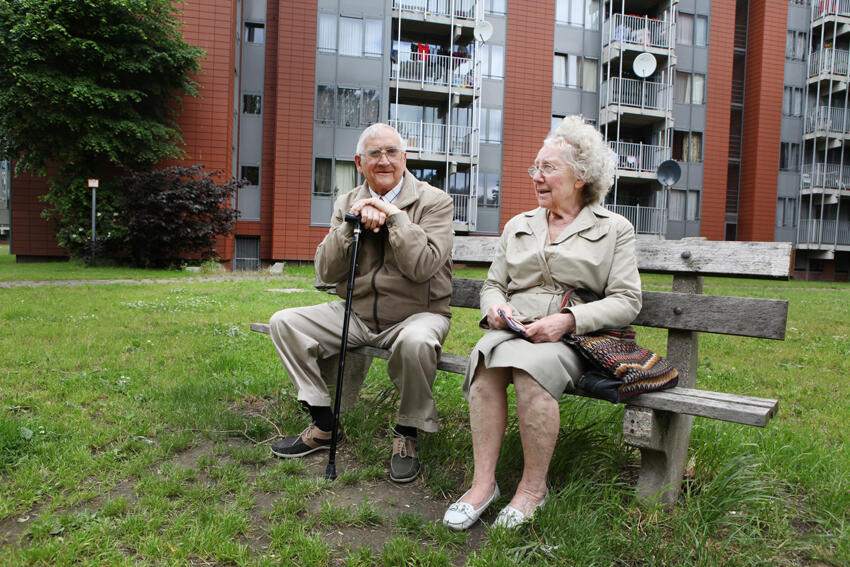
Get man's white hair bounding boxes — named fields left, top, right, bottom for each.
left=355, top=123, right=408, bottom=155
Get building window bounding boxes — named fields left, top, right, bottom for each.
left=678, top=13, right=708, bottom=47
left=782, top=86, right=803, bottom=116
left=243, top=94, right=262, bottom=115
left=339, top=17, right=363, bottom=57
left=554, top=54, right=596, bottom=90
left=785, top=30, right=807, bottom=60
left=314, top=158, right=360, bottom=196
left=776, top=197, right=797, bottom=227
left=318, top=14, right=337, bottom=53
left=481, top=108, right=502, bottom=143
left=669, top=190, right=685, bottom=221
left=318, top=16, right=382, bottom=58
left=484, top=0, right=507, bottom=15
left=551, top=114, right=565, bottom=132
left=481, top=44, right=505, bottom=79
left=675, top=72, right=705, bottom=104
left=364, top=19, right=382, bottom=57
left=673, top=130, right=703, bottom=162
left=245, top=23, right=264, bottom=44
left=478, top=172, right=501, bottom=206
left=316, top=86, right=380, bottom=128
left=687, top=190, right=700, bottom=221
left=555, top=0, right=599, bottom=29
left=241, top=166, right=260, bottom=186
left=779, top=142, right=801, bottom=171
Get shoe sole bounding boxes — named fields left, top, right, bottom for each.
left=389, top=470, right=420, bottom=483
left=271, top=444, right=329, bottom=458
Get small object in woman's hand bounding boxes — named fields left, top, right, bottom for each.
left=498, top=309, right=526, bottom=335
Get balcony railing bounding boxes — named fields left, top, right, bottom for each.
left=601, top=78, right=671, bottom=112
left=798, top=219, right=850, bottom=245
left=731, top=79, right=745, bottom=105
left=604, top=14, right=672, bottom=50
left=610, top=142, right=671, bottom=174
left=393, top=0, right=476, bottom=20
left=389, top=119, right=475, bottom=156
left=604, top=204, right=666, bottom=236
left=802, top=162, right=850, bottom=188
left=805, top=106, right=849, bottom=134
left=808, top=48, right=850, bottom=77
left=450, top=193, right=476, bottom=228
left=813, top=0, right=850, bottom=19
left=392, top=52, right=477, bottom=89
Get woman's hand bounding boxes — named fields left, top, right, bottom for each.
left=486, top=303, right=515, bottom=330
left=523, top=312, right=575, bottom=343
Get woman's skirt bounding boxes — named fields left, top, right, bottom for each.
left=462, top=329, right=587, bottom=400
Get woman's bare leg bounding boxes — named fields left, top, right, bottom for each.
left=458, top=361, right=512, bottom=508
left=508, top=369, right=559, bottom=514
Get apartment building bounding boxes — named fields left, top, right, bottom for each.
left=7, top=0, right=848, bottom=280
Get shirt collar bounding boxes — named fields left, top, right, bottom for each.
left=368, top=174, right=404, bottom=203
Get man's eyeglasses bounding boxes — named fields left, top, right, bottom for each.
left=528, top=163, right=565, bottom=178
left=364, top=147, right=403, bottom=161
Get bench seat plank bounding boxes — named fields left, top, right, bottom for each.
left=250, top=323, right=776, bottom=427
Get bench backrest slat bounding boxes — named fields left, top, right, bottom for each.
left=449, top=279, right=788, bottom=340
left=453, top=237, right=793, bottom=279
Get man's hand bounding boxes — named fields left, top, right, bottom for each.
left=349, top=197, right=401, bottom=232
left=485, top=303, right=515, bottom=330
left=523, top=312, right=576, bottom=343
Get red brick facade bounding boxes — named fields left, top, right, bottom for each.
left=701, top=0, right=736, bottom=241
left=737, top=0, right=786, bottom=241
left=500, top=0, right=556, bottom=224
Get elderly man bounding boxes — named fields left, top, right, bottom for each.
left=268, top=123, right=454, bottom=483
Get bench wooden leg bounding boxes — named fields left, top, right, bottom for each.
left=317, top=353, right=373, bottom=414
left=624, top=406, right=694, bottom=505
left=625, top=273, right=702, bottom=505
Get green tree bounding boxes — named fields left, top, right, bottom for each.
left=0, top=0, right=203, bottom=173
left=0, top=0, right=216, bottom=263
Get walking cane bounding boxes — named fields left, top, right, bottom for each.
left=325, top=212, right=363, bottom=480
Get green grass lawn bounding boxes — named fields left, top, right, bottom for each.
left=1, top=250, right=848, bottom=566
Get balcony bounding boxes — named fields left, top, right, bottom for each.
left=805, top=106, right=849, bottom=136
left=604, top=204, right=666, bottom=236
left=798, top=219, right=850, bottom=247
left=450, top=193, right=477, bottom=232
left=813, top=0, right=850, bottom=20
left=802, top=162, right=850, bottom=189
left=393, top=0, right=476, bottom=21
left=610, top=141, right=671, bottom=177
left=603, top=14, right=673, bottom=51
left=600, top=78, right=671, bottom=116
left=389, top=119, right=476, bottom=159
left=391, top=52, right=477, bottom=92
left=808, top=48, right=850, bottom=78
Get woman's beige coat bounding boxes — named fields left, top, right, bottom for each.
left=463, top=204, right=642, bottom=399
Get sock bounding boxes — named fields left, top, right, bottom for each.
left=394, top=424, right=417, bottom=438
left=306, top=404, right=334, bottom=432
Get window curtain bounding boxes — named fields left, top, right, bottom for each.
left=339, top=17, right=362, bottom=57
left=337, top=87, right=361, bottom=128
left=318, top=14, right=337, bottom=52
left=314, top=159, right=332, bottom=195
left=334, top=161, right=357, bottom=196
left=364, top=19, right=382, bottom=56
left=553, top=54, right=567, bottom=87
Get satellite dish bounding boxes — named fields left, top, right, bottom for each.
left=474, top=20, right=493, bottom=43
left=656, top=160, right=682, bottom=187
left=633, top=52, right=657, bottom=79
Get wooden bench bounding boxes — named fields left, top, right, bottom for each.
left=252, top=237, right=791, bottom=504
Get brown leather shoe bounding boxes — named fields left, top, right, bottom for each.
left=389, top=430, right=419, bottom=483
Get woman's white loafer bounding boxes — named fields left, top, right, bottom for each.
left=492, top=489, right=549, bottom=529
left=442, top=483, right=500, bottom=531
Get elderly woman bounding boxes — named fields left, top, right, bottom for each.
left=443, top=116, right=642, bottom=530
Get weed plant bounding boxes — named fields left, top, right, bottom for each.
left=0, top=256, right=847, bottom=565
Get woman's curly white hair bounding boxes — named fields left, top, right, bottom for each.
left=545, top=115, right=616, bottom=206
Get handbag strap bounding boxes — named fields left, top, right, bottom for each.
left=560, top=287, right=602, bottom=310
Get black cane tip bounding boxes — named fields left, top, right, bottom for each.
left=324, top=463, right=337, bottom=480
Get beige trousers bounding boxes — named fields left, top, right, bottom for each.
left=269, top=301, right=450, bottom=432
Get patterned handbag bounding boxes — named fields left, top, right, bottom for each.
left=560, top=289, right=679, bottom=403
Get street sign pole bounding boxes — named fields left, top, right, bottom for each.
left=88, top=179, right=99, bottom=263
